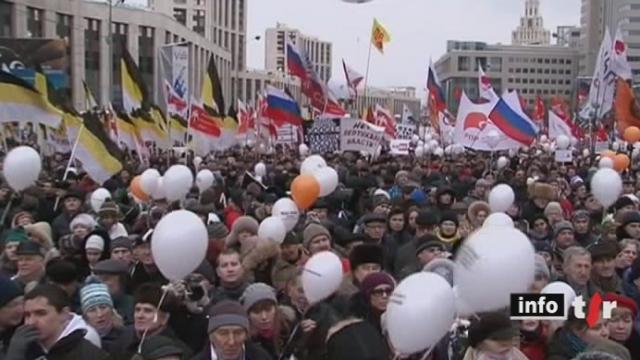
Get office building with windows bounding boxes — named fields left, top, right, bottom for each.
left=434, top=41, right=579, bottom=111
left=0, top=0, right=232, bottom=111
left=265, top=23, right=332, bottom=83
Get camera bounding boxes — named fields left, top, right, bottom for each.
left=186, top=277, right=205, bottom=302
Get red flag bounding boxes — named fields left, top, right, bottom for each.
left=533, top=96, right=545, bottom=121
left=374, top=104, right=397, bottom=140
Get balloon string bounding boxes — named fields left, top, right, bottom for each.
left=418, top=347, right=434, bottom=360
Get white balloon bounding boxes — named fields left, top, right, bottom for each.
left=386, top=273, right=455, bottom=355
left=193, top=156, right=203, bottom=169
left=272, top=198, right=300, bottom=231
left=454, top=226, right=535, bottom=313
left=300, top=155, right=327, bottom=175
left=541, top=282, right=577, bottom=318
left=302, top=251, right=343, bottom=304
left=542, top=143, right=550, bottom=153
left=423, top=143, right=432, bottom=154
left=582, top=149, right=590, bottom=158
left=152, top=210, right=207, bottom=280
left=196, top=169, right=214, bottom=194
left=444, top=145, right=453, bottom=155
left=590, top=168, right=622, bottom=208
left=299, top=143, right=309, bottom=156
left=611, top=141, right=620, bottom=151
left=540, top=135, right=548, bottom=142
left=598, top=157, right=614, bottom=169
left=429, top=139, right=439, bottom=149
left=254, top=162, right=267, bottom=177
left=496, top=156, right=509, bottom=169
left=485, top=130, right=500, bottom=149
left=424, top=134, right=432, bottom=142
left=90, top=188, right=111, bottom=213
left=556, top=135, right=570, bottom=150
left=508, top=148, right=518, bottom=157
left=163, top=165, right=194, bottom=202
left=140, top=169, right=161, bottom=195
left=488, top=184, right=515, bottom=213
left=411, top=134, right=420, bottom=142
left=433, top=147, right=444, bottom=157
left=570, top=137, right=578, bottom=147
left=415, top=146, right=425, bottom=157
left=313, top=167, right=339, bottom=197
left=452, top=144, right=465, bottom=155
left=3, top=146, right=41, bottom=191
left=151, top=177, right=166, bottom=200
left=417, top=140, right=425, bottom=147
left=258, top=216, right=287, bottom=244
left=483, top=212, right=514, bottom=227
left=246, top=138, right=255, bottom=147
left=633, top=147, right=640, bottom=160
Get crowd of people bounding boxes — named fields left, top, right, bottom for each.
left=0, top=144, right=639, bottom=360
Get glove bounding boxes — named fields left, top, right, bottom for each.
left=5, top=325, right=40, bottom=360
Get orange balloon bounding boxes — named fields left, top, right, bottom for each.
left=130, top=176, right=149, bottom=202
left=601, top=150, right=616, bottom=159
left=291, top=174, right=320, bottom=210
left=624, top=126, right=640, bottom=143
left=613, top=154, right=631, bottom=172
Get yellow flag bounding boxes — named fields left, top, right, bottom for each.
left=371, top=18, right=391, bottom=54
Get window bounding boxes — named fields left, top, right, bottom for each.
left=85, top=18, right=101, bottom=105
left=173, top=8, right=186, bottom=25
left=566, top=60, right=572, bottom=65
left=0, top=1, right=12, bottom=37
left=111, top=22, right=128, bottom=105
left=551, top=69, right=557, bottom=74
left=174, top=0, right=186, bottom=3
left=515, top=78, right=521, bottom=83
left=193, top=10, right=205, bottom=35
left=559, top=59, right=565, bottom=64
left=139, top=26, right=155, bottom=90
left=458, top=56, right=470, bottom=71
left=523, top=68, right=529, bottom=74
left=523, top=78, right=528, bottom=84
left=544, top=79, right=549, bottom=84
left=544, top=69, right=550, bottom=74
left=231, top=0, right=236, bottom=29
left=515, top=68, right=521, bottom=73
left=565, top=79, right=571, bottom=85
left=536, top=79, right=542, bottom=84
left=27, top=7, right=44, bottom=38
left=196, top=0, right=205, bottom=4
left=537, top=58, right=543, bottom=64
left=537, top=68, right=542, bottom=74
left=550, top=79, right=556, bottom=84
left=522, top=89, right=528, bottom=94
left=551, top=59, right=557, bottom=64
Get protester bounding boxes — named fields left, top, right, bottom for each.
left=463, top=312, right=528, bottom=360
left=603, top=293, right=640, bottom=359
left=80, top=279, right=123, bottom=353
left=0, top=277, right=23, bottom=358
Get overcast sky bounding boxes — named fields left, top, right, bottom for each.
left=246, top=0, right=581, bottom=92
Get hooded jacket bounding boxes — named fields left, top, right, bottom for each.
left=24, top=314, right=109, bottom=360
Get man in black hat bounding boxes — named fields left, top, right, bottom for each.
left=51, top=190, right=84, bottom=243
left=397, top=235, right=447, bottom=280
left=94, top=259, right=134, bottom=325
left=590, top=241, right=623, bottom=293
left=464, top=311, right=524, bottom=359
left=12, top=240, right=45, bottom=290
left=130, top=231, right=167, bottom=292
left=271, top=232, right=306, bottom=292
left=110, top=236, right=133, bottom=266
left=337, top=244, right=384, bottom=298
left=393, top=209, right=439, bottom=277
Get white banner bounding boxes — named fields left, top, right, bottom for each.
left=276, top=124, right=298, bottom=145
left=555, top=150, right=572, bottom=162
left=160, top=44, right=190, bottom=120
left=396, top=124, right=414, bottom=140
left=340, top=119, right=384, bottom=154
left=390, top=139, right=411, bottom=155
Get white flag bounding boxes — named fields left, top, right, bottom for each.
left=401, top=104, right=414, bottom=123
left=588, top=27, right=616, bottom=117
left=612, top=26, right=632, bottom=80
left=548, top=110, right=573, bottom=140
left=478, top=65, right=498, bottom=101
left=342, top=59, right=364, bottom=97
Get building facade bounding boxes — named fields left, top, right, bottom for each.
left=265, top=23, right=332, bottom=83
left=351, top=86, right=421, bottom=118
left=0, top=0, right=232, bottom=112
left=579, top=0, right=640, bottom=82
left=434, top=41, right=579, bottom=111
left=555, top=25, right=581, bottom=48
left=148, top=0, right=211, bottom=40
left=511, top=0, right=551, bottom=45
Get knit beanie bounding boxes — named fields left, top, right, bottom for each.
left=303, top=223, right=331, bottom=248
left=110, top=236, right=132, bottom=251
left=69, top=213, right=98, bottom=231
left=439, top=211, right=459, bottom=227
left=589, top=241, right=619, bottom=262
left=139, top=335, right=184, bottom=360
left=544, top=202, right=563, bottom=216
left=467, top=312, right=516, bottom=348
left=614, top=196, right=635, bottom=212
left=80, top=281, right=113, bottom=314
left=207, top=222, right=229, bottom=239
left=0, top=277, right=23, bottom=308
left=621, top=211, right=640, bottom=228
left=240, top=283, right=277, bottom=312
left=534, top=254, right=550, bottom=279
left=360, top=272, right=395, bottom=298
left=208, top=300, right=250, bottom=333
left=98, top=200, right=120, bottom=218
left=603, top=293, right=638, bottom=319
left=85, top=234, right=105, bottom=252
left=553, top=221, right=574, bottom=238
left=3, top=228, right=29, bottom=245
left=572, top=210, right=590, bottom=222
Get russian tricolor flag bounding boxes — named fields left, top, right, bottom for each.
left=427, top=65, right=446, bottom=112
left=489, top=98, right=538, bottom=146
left=286, top=43, right=308, bottom=79
left=265, top=86, right=302, bottom=127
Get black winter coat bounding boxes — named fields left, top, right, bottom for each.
left=24, top=329, right=111, bottom=360
left=190, top=342, right=273, bottom=360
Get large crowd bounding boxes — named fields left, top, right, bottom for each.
left=0, top=143, right=639, bottom=360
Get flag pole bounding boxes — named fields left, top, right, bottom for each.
left=363, top=41, right=373, bottom=101
left=53, top=124, right=84, bottom=211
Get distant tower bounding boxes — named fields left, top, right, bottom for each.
left=512, top=0, right=551, bottom=45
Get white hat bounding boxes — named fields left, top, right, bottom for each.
left=85, top=235, right=105, bottom=252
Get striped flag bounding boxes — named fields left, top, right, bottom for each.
left=0, top=71, right=62, bottom=127
left=120, top=48, right=147, bottom=113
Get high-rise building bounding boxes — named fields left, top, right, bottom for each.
left=511, top=0, right=551, bottom=45
left=0, top=0, right=232, bottom=111
left=434, top=41, right=578, bottom=111
left=579, top=0, right=640, bottom=82
left=148, top=0, right=211, bottom=39
left=554, top=26, right=581, bottom=48
left=265, top=23, right=332, bottom=83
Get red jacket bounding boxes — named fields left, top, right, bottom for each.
left=224, top=206, right=243, bottom=229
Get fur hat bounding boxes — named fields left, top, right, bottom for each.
left=467, top=201, right=490, bottom=224
left=23, top=222, right=53, bottom=250
left=467, top=312, right=516, bottom=348
left=139, top=335, right=184, bottom=360
left=621, top=210, right=640, bottom=228
left=69, top=213, right=98, bottom=232
left=614, top=196, right=635, bottom=211
left=589, top=241, right=619, bottom=262
left=528, top=182, right=557, bottom=201
left=134, top=283, right=171, bottom=312
left=303, top=223, right=331, bottom=249
left=226, top=216, right=259, bottom=246
left=439, top=211, right=459, bottom=227
left=349, top=244, right=383, bottom=271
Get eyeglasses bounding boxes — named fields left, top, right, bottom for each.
left=371, top=287, right=393, bottom=297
